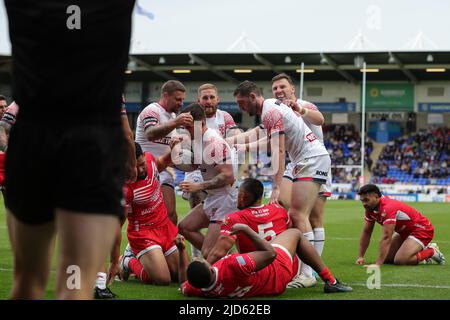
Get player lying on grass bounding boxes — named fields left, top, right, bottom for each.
left=206, top=178, right=344, bottom=289
left=118, top=141, right=188, bottom=285
left=356, top=184, right=445, bottom=266
left=206, top=178, right=291, bottom=265
left=176, top=224, right=352, bottom=298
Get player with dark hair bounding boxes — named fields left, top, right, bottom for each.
left=271, top=73, right=329, bottom=287
left=135, top=80, right=192, bottom=226
left=177, top=103, right=237, bottom=259
left=232, top=80, right=331, bottom=288
left=207, top=178, right=291, bottom=265
left=356, top=184, right=445, bottom=266
left=118, top=140, right=188, bottom=285
left=178, top=223, right=352, bottom=298
left=182, top=83, right=241, bottom=259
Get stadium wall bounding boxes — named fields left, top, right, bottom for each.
left=331, top=183, right=449, bottom=202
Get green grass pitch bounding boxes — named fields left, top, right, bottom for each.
left=0, top=195, right=449, bottom=300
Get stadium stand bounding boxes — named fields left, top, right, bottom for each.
left=323, top=124, right=373, bottom=184
left=371, top=126, right=449, bottom=186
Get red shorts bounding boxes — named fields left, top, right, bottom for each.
left=400, top=226, right=434, bottom=248
left=127, top=222, right=178, bottom=258
left=255, top=245, right=294, bottom=296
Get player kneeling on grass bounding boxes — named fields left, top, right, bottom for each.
left=118, top=141, right=188, bottom=285
left=176, top=224, right=352, bottom=298
left=356, top=184, right=445, bottom=267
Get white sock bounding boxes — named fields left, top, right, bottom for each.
left=301, top=231, right=314, bottom=277
left=95, top=272, right=107, bottom=290
left=191, top=244, right=202, bottom=259
left=313, top=228, right=325, bottom=256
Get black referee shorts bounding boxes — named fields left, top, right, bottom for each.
left=4, top=120, right=127, bottom=225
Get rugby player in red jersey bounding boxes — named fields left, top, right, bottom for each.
left=207, top=178, right=291, bottom=264
left=178, top=224, right=352, bottom=298
left=118, top=141, right=188, bottom=285
left=356, top=184, right=445, bottom=266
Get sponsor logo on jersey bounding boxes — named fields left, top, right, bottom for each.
left=306, top=132, right=317, bottom=142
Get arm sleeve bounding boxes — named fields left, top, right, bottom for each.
left=262, top=108, right=285, bottom=138
left=220, top=214, right=238, bottom=240
left=181, top=281, right=204, bottom=297
left=230, top=254, right=258, bottom=276
left=364, top=210, right=375, bottom=222
left=123, top=185, right=134, bottom=205
left=382, top=205, right=397, bottom=225
left=140, top=106, right=160, bottom=130
left=223, top=111, right=238, bottom=130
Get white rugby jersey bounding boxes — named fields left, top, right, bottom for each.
left=261, top=99, right=328, bottom=164
left=197, top=128, right=236, bottom=195
left=135, top=102, right=176, bottom=157
left=205, top=109, right=238, bottom=138
left=297, top=99, right=324, bottom=144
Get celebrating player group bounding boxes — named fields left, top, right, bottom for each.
left=88, top=73, right=441, bottom=299
left=1, top=75, right=445, bottom=299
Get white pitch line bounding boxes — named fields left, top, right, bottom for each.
left=330, top=237, right=450, bottom=244
left=0, top=268, right=56, bottom=273
left=0, top=268, right=449, bottom=289
left=349, top=282, right=450, bottom=289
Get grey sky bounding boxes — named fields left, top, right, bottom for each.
left=1, top=0, right=450, bottom=54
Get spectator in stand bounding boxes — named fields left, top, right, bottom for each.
left=371, top=127, right=449, bottom=185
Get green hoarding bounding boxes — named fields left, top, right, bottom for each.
left=365, top=83, right=414, bottom=111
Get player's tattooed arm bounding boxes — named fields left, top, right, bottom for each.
left=199, top=164, right=234, bottom=190
left=145, top=113, right=193, bottom=141
left=145, top=121, right=177, bottom=141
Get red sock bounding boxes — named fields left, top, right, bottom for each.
left=416, top=247, right=434, bottom=263
left=318, top=267, right=336, bottom=284
left=128, top=257, right=151, bottom=283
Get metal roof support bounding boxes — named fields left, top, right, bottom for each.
left=388, top=52, right=419, bottom=84
left=320, top=53, right=357, bottom=83
left=130, top=56, right=178, bottom=81
left=253, top=54, right=284, bottom=74
left=188, top=54, right=239, bottom=84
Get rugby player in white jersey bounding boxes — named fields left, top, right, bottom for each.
left=271, top=73, right=331, bottom=287
left=183, top=84, right=240, bottom=206
left=233, top=81, right=331, bottom=287
left=182, top=84, right=241, bottom=258
left=177, top=103, right=237, bottom=259
left=135, top=80, right=192, bottom=225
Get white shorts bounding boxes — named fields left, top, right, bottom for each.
left=182, top=170, right=204, bottom=200
left=290, top=154, right=331, bottom=185
left=159, top=169, right=175, bottom=188
left=203, top=188, right=238, bottom=223
left=284, top=159, right=332, bottom=197
left=318, top=169, right=332, bottom=197
left=283, top=162, right=295, bottom=180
